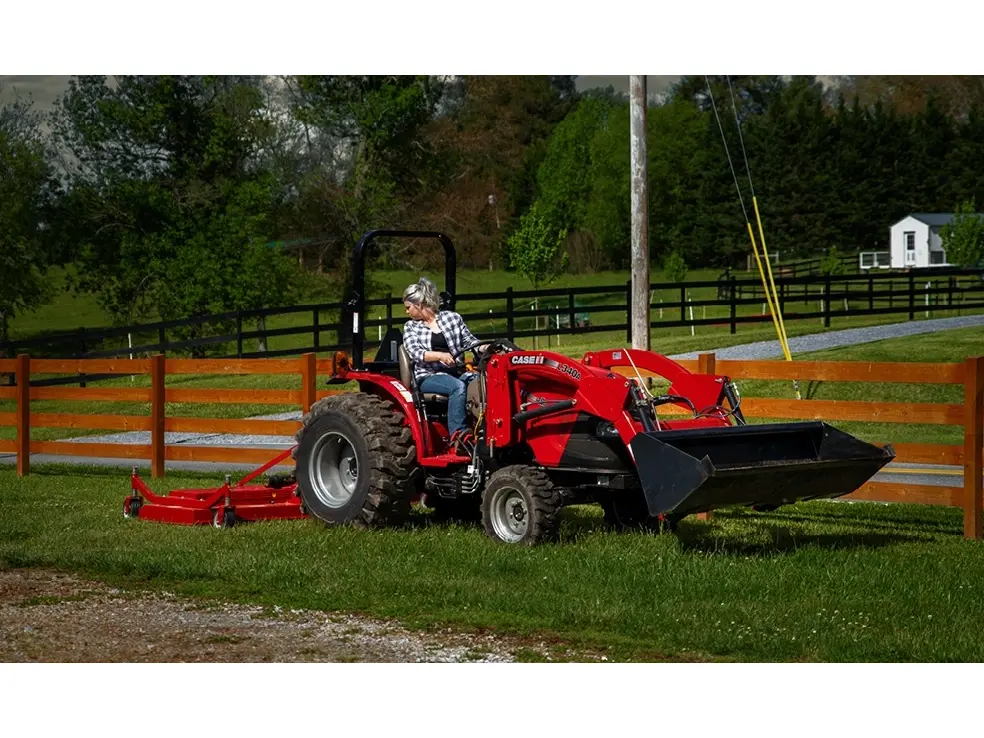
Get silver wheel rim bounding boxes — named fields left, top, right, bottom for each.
left=490, top=486, right=529, bottom=543
left=309, top=431, right=360, bottom=508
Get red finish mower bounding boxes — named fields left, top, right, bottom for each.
left=124, top=448, right=306, bottom=528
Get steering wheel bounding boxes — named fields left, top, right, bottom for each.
left=450, top=338, right=520, bottom=372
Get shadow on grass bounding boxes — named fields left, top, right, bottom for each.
left=746, top=507, right=961, bottom=537
left=675, top=521, right=923, bottom=557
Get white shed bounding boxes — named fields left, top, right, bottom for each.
left=889, top=213, right=963, bottom=268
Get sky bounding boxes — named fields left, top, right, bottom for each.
left=4, top=0, right=981, bottom=112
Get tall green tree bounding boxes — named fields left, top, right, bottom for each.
left=507, top=202, right=568, bottom=290
left=51, top=76, right=303, bottom=337
left=941, top=200, right=984, bottom=267
left=0, top=89, right=59, bottom=345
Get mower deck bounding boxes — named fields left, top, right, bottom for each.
left=123, top=448, right=307, bottom=527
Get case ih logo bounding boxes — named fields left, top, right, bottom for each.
left=511, top=354, right=545, bottom=366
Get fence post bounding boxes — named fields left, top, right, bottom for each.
left=625, top=280, right=633, bottom=344
left=823, top=275, right=831, bottom=328
left=301, top=352, right=317, bottom=414
left=908, top=273, right=915, bottom=321
left=506, top=287, right=515, bottom=342
left=151, top=353, right=165, bottom=479
left=729, top=276, right=737, bottom=335
left=15, top=354, right=29, bottom=477
left=386, top=293, right=394, bottom=336
left=695, top=352, right=716, bottom=522
left=568, top=289, right=576, bottom=333
left=312, top=308, right=320, bottom=352
left=868, top=275, right=874, bottom=311
left=963, top=356, right=984, bottom=540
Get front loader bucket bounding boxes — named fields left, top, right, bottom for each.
left=629, top=422, right=894, bottom=518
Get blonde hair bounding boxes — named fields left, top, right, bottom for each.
left=402, top=277, right=440, bottom=312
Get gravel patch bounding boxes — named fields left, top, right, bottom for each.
left=0, top=568, right=592, bottom=663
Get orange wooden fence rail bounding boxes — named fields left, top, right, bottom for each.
left=3, top=352, right=983, bottom=538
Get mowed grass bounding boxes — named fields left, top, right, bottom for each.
left=1, top=463, right=982, bottom=662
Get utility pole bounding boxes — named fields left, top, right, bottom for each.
left=629, top=75, right=650, bottom=351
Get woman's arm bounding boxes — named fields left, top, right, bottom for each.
left=402, top=321, right=428, bottom=363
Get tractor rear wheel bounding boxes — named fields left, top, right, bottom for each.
left=294, top=393, right=416, bottom=528
left=481, top=466, right=561, bottom=545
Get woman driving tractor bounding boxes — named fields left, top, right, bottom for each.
left=402, top=276, right=481, bottom=453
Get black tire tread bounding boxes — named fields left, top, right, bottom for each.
left=482, top=466, right=562, bottom=545
left=294, top=393, right=416, bottom=528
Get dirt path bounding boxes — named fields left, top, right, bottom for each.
left=0, top=568, right=594, bottom=663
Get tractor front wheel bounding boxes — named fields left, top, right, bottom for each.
left=481, top=467, right=561, bottom=545
left=294, top=393, right=416, bottom=528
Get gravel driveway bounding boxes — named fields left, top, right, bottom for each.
left=0, top=568, right=601, bottom=663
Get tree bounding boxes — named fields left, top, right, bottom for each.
left=0, top=89, right=58, bottom=346
left=941, top=200, right=984, bottom=267
left=507, top=202, right=568, bottom=291
left=51, top=76, right=305, bottom=340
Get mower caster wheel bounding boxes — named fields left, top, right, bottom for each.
left=212, top=508, right=236, bottom=529
left=123, top=497, right=142, bottom=519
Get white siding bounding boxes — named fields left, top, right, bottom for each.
left=890, top=216, right=928, bottom=268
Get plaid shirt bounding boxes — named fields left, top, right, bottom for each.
left=403, top=310, right=479, bottom=383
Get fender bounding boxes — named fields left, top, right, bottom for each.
left=354, top=373, right=430, bottom=458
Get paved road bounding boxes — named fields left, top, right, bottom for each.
left=3, top=316, right=981, bottom=483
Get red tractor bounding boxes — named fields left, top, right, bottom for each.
left=292, top=231, right=894, bottom=545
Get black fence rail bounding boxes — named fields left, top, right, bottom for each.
left=3, top=268, right=983, bottom=387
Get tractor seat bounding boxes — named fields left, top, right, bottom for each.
left=398, top=345, right=448, bottom=403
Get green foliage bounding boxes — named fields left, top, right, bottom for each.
left=663, top=251, right=688, bottom=282
left=820, top=247, right=847, bottom=276
left=0, top=90, right=59, bottom=345
left=51, top=76, right=305, bottom=335
left=940, top=200, right=984, bottom=267
left=507, top=202, right=569, bottom=290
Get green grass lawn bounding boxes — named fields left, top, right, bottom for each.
left=1, top=463, right=981, bottom=662
left=3, top=326, right=984, bottom=661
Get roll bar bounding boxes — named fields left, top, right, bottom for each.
left=346, top=230, right=457, bottom=367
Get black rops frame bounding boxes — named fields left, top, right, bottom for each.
left=346, top=230, right=457, bottom=368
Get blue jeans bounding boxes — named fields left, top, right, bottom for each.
left=418, top=372, right=476, bottom=435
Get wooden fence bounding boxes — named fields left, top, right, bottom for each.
left=2, top=353, right=982, bottom=538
